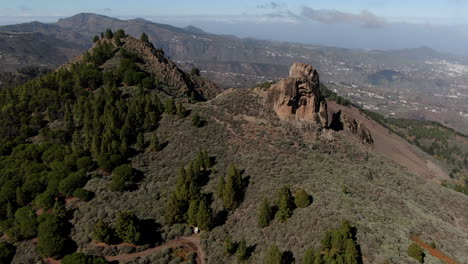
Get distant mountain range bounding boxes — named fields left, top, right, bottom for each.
left=0, top=13, right=467, bottom=134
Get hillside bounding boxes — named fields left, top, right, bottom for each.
left=0, top=31, right=82, bottom=71
left=0, top=30, right=467, bottom=264
left=1, top=13, right=467, bottom=134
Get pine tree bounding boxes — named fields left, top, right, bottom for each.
left=221, top=163, right=243, bottom=210
left=140, top=32, right=149, bottom=43
left=276, top=186, right=294, bottom=222
left=344, top=238, right=359, bottom=264
left=136, top=132, right=146, bottom=150
left=236, top=239, right=248, bottom=262
left=115, top=212, right=141, bottom=244
left=92, top=218, right=113, bottom=244
left=105, top=29, right=113, bottom=39
left=176, top=102, right=187, bottom=118
left=187, top=200, right=199, bottom=226
left=93, top=35, right=99, bottom=43
left=37, top=214, right=67, bottom=258
left=164, top=194, right=186, bottom=224
left=149, top=133, right=162, bottom=151
left=257, top=199, right=272, bottom=228
left=164, top=98, right=176, bottom=115
left=264, top=245, right=282, bottom=264
left=196, top=199, right=213, bottom=231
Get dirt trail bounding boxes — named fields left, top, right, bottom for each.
left=328, top=102, right=448, bottom=182
left=411, top=236, right=459, bottom=264
left=42, top=234, right=205, bottom=264
left=105, top=234, right=205, bottom=264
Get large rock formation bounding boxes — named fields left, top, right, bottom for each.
left=266, top=62, right=328, bottom=127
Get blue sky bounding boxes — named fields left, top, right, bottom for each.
left=1, top=0, right=467, bottom=23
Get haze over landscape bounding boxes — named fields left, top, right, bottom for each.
left=2, top=0, right=468, bottom=55
left=0, top=1, right=467, bottom=264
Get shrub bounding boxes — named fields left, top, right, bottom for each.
left=407, top=243, right=425, bottom=263
left=192, top=113, right=206, bottom=127
left=264, top=245, right=282, bottom=264
left=223, top=237, right=237, bottom=256
left=0, top=242, right=15, bottom=264
left=294, top=189, right=311, bottom=208
left=110, top=164, right=136, bottom=192
left=190, top=67, right=200, bottom=76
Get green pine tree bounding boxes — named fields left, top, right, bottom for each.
left=92, top=218, right=113, bottom=244
left=196, top=199, right=213, bottom=231
left=264, top=245, right=282, bottom=264
left=236, top=239, right=248, bottom=262
left=276, top=186, right=294, bottom=222
left=257, top=199, right=272, bottom=228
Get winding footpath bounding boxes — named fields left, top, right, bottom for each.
left=105, top=234, right=205, bottom=264
left=43, top=234, right=206, bottom=264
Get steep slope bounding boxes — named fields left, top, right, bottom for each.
left=328, top=101, right=450, bottom=183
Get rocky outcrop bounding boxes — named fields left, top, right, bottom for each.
left=329, top=110, right=373, bottom=144
left=266, top=62, right=328, bottom=128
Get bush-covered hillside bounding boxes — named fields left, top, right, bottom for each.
left=0, top=30, right=467, bottom=264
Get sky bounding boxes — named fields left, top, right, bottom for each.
left=0, top=0, right=467, bottom=55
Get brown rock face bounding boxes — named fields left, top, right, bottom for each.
left=342, top=113, right=374, bottom=144
left=266, top=62, right=328, bottom=128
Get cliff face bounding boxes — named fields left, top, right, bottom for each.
left=266, top=62, right=328, bottom=128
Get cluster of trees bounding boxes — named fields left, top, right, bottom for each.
left=223, top=237, right=250, bottom=263
left=257, top=187, right=311, bottom=228
left=164, top=152, right=214, bottom=230
left=0, top=142, right=95, bottom=239
left=0, top=29, right=185, bottom=260
left=92, top=211, right=142, bottom=245
left=217, top=163, right=245, bottom=210
left=263, top=221, right=362, bottom=264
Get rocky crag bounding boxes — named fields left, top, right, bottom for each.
left=265, top=62, right=372, bottom=144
